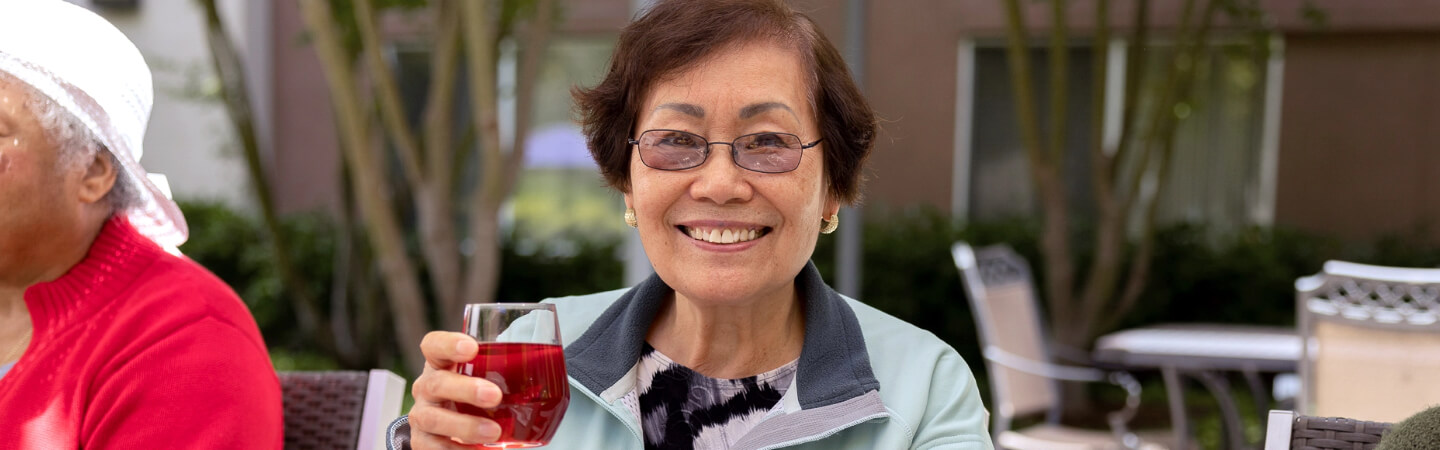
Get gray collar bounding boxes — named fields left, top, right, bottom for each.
left=564, top=262, right=879, bottom=409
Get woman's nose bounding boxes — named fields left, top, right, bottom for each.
left=687, top=146, right=753, bottom=205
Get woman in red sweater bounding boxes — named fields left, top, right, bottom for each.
left=0, top=1, right=283, bottom=448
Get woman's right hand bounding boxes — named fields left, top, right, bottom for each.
left=409, top=331, right=505, bottom=449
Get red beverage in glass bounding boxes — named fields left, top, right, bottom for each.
left=456, top=342, right=570, bottom=447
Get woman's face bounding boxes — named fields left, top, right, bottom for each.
left=626, top=40, right=838, bottom=306
left=0, top=77, right=85, bottom=288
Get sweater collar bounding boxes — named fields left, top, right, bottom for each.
left=564, top=261, right=880, bottom=409
left=24, top=215, right=161, bottom=336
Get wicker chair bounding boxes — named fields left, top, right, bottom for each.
left=1263, top=410, right=1392, bottom=450
left=279, top=369, right=406, bottom=450
left=953, top=242, right=1170, bottom=450
left=1294, top=260, right=1440, bottom=423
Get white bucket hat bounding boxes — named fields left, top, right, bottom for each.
left=0, top=0, right=187, bottom=247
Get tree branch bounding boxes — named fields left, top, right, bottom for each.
left=1075, top=0, right=1127, bottom=342
left=1004, top=0, right=1076, bottom=333
left=410, top=0, right=464, bottom=328
left=501, top=0, right=558, bottom=197
left=1003, top=0, right=1044, bottom=170
left=424, top=0, right=461, bottom=192
left=1047, top=0, right=1069, bottom=162
left=1094, top=0, right=1198, bottom=334
left=352, top=0, right=425, bottom=188
left=1089, top=0, right=1113, bottom=200
left=1109, top=0, right=1151, bottom=182
left=199, top=0, right=352, bottom=360
left=458, top=0, right=504, bottom=314
left=298, top=0, right=430, bottom=372
left=1107, top=0, right=1222, bottom=333
left=1122, top=0, right=1195, bottom=214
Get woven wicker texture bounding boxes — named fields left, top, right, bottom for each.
left=1290, top=415, right=1392, bottom=450
left=279, top=371, right=370, bottom=450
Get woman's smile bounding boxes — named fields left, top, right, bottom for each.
left=676, top=221, right=773, bottom=252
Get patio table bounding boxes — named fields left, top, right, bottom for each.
left=1092, top=324, right=1301, bottom=450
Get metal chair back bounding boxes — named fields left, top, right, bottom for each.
left=1295, top=261, right=1440, bottom=423
left=279, top=369, right=406, bottom=450
left=953, top=242, right=1061, bottom=436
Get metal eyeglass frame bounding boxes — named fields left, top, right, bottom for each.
left=627, top=129, right=823, bottom=174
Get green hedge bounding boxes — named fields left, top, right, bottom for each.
left=179, top=201, right=1440, bottom=378
left=177, top=200, right=624, bottom=358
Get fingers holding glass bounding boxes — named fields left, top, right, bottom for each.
left=408, top=404, right=502, bottom=449
left=421, top=331, right=479, bottom=369
left=413, top=367, right=503, bottom=410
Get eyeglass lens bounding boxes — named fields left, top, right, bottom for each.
left=635, top=129, right=805, bottom=173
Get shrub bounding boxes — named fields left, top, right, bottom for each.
left=179, top=200, right=626, bottom=364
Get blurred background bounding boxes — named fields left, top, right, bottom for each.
left=66, top=0, right=1440, bottom=447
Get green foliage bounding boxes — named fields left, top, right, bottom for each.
left=270, top=349, right=345, bottom=371
left=320, top=0, right=428, bottom=58
left=1120, top=224, right=1343, bottom=328
left=496, top=230, right=625, bottom=303
left=179, top=200, right=340, bottom=349
left=179, top=200, right=625, bottom=365
left=1378, top=405, right=1440, bottom=450
left=509, top=168, right=627, bottom=243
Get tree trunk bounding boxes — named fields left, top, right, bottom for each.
left=298, top=0, right=430, bottom=371
left=457, top=0, right=503, bottom=312
left=200, top=0, right=369, bottom=364
left=456, top=0, right=557, bottom=312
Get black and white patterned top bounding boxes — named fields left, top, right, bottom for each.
left=637, top=343, right=799, bottom=450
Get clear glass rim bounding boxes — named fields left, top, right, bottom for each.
left=462, top=302, right=554, bottom=310
left=461, top=303, right=559, bottom=344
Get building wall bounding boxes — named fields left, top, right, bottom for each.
left=257, top=0, right=1440, bottom=243
left=73, top=0, right=254, bottom=209
left=861, top=0, right=968, bottom=213
left=845, top=0, right=1440, bottom=245
left=1274, top=33, right=1440, bottom=243
left=270, top=0, right=341, bottom=215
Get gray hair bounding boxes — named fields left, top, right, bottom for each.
left=2, top=72, right=141, bottom=213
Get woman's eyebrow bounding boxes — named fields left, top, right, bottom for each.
left=653, top=102, right=705, bottom=118
left=739, top=102, right=796, bottom=121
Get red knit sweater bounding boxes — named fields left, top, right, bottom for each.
left=0, top=216, right=283, bottom=449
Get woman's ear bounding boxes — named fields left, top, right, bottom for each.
left=77, top=151, right=117, bottom=204
left=823, top=197, right=841, bottom=219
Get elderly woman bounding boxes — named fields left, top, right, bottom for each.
left=395, top=0, right=992, bottom=449
left=0, top=1, right=282, bottom=448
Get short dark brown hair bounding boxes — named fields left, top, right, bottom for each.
left=573, top=0, right=876, bottom=204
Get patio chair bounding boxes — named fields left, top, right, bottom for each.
left=1294, top=260, right=1440, bottom=423
left=952, top=242, right=1169, bottom=450
left=1262, top=410, right=1391, bottom=450
left=279, top=369, right=407, bottom=450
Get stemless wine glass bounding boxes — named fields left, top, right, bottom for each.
left=456, top=303, right=570, bottom=448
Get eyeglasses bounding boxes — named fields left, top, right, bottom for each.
left=628, top=129, right=821, bottom=174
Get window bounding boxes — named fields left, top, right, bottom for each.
left=956, top=38, right=1281, bottom=231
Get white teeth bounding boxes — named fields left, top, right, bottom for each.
left=687, top=227, right=763, bottom=244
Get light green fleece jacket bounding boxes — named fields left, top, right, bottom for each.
left=388, top=262, right=993, bottom=449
